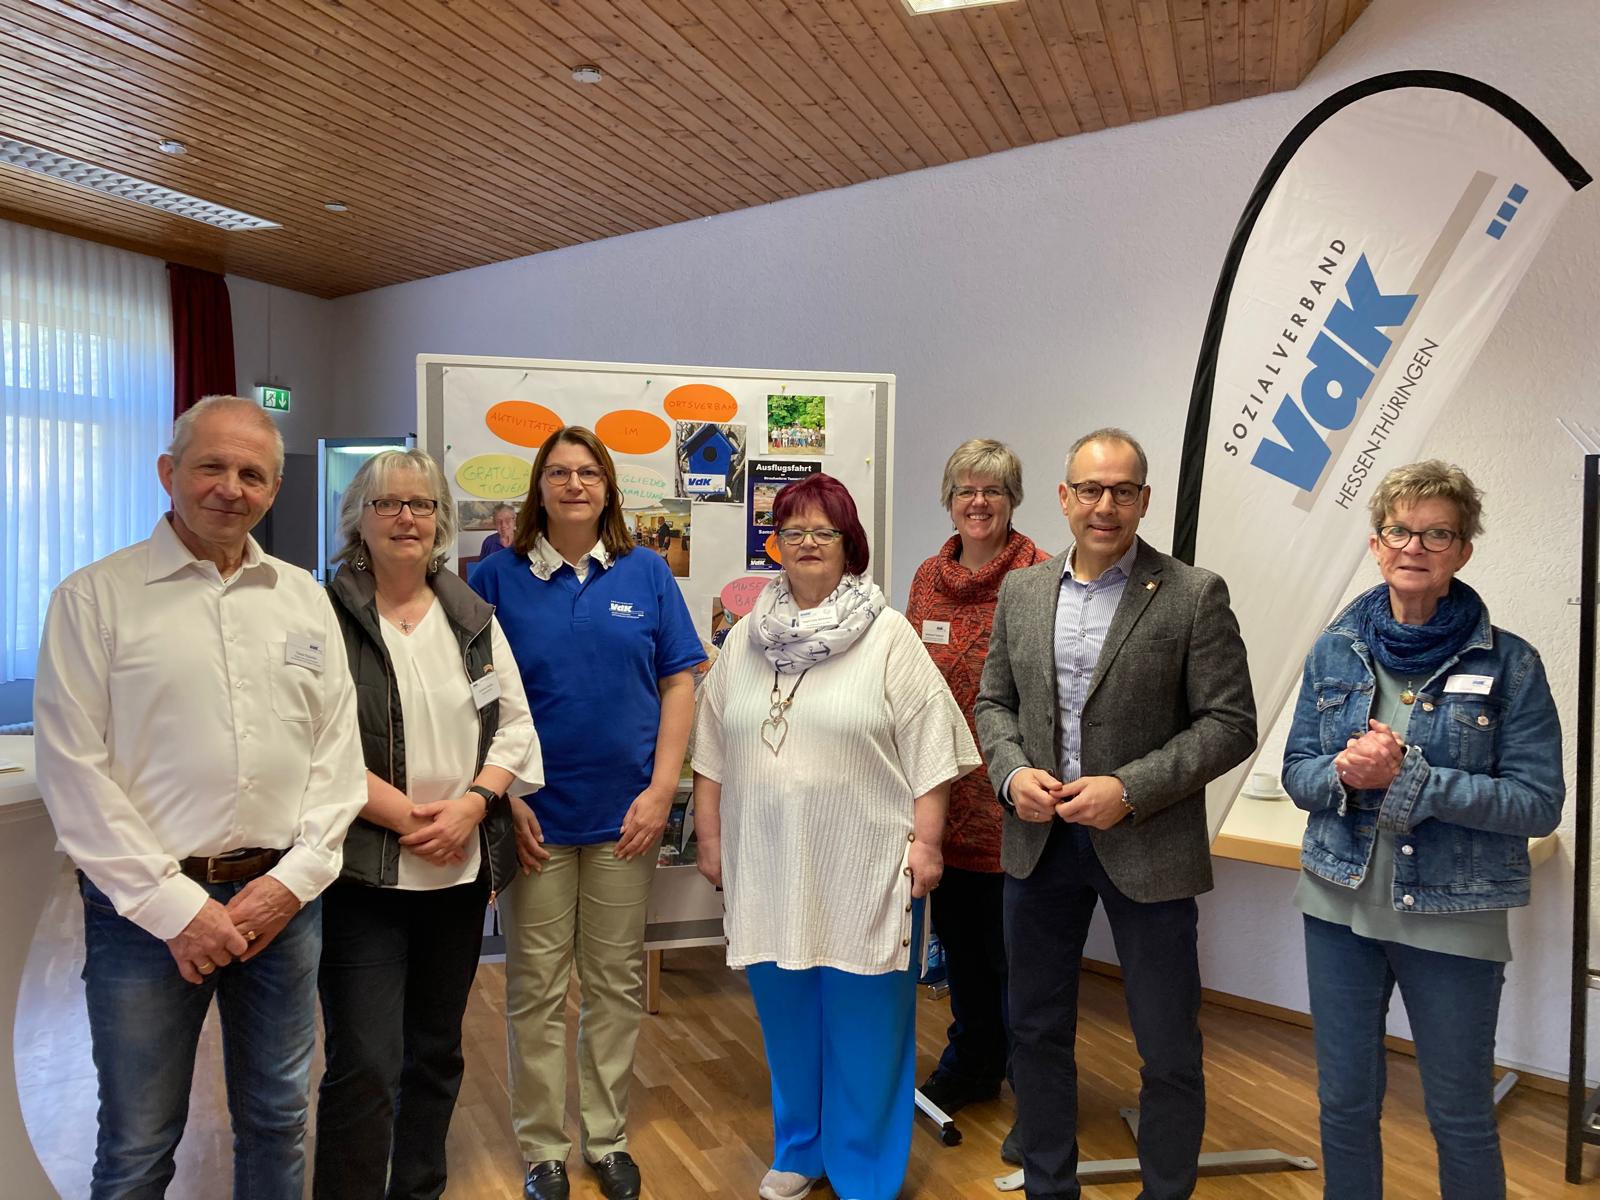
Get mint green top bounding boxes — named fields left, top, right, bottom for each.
left=1294, top=661, right=1511, bottom=962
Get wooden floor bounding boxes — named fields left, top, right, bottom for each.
left=16, top=862, right=1600, bottom=1198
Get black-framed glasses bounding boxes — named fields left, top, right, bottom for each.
left=543, top=465, right=606, bottom=486
left=1064, top=480, right=1144, bottom=506
left=952, top=486, right=1008, bottom=502
left=777, top=527, right=842, bottom=547
left=368, top=497, right=437, bottom=517
left=1376, top=524, right=1463, bottom=552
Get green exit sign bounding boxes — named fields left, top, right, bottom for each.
left=257, top=385, right=291, bottom=412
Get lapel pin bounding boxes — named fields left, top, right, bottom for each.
left=1145, top=580, right=1158, bottom=592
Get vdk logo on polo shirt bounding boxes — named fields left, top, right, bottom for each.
left=609, top=600, right=644, bottom=620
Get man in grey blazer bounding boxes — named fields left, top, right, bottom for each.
left=975, top=428, right=1256, bottom=1200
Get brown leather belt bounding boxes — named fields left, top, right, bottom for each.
left=179, top=848, right=283, bottom=884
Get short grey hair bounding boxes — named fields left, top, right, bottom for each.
left=939, top=438, right=1024, bottom=509
left=1368, top=460, right=1484, bottom=542
left=168, top=395, right=285, bottom=478
left=333, top=449, right=458, bottom=569
left=1065, top=427, right=1149, bottom=484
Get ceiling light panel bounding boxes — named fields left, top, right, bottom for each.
left=900, top=0, right=1017, bottom=13
left=0, top=138, right=279, bottom=231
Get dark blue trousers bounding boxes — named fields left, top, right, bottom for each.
left=1004, top=822, right=1205, bottom=1200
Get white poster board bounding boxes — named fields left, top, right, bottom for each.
left=416, top=355, right=895, bottom=646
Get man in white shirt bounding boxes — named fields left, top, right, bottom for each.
left=33, top=394, right=366, bottom=1200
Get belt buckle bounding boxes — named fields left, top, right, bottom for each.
left=207, top=849, right=255, bottom=883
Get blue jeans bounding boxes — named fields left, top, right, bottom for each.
left=79, top=872, right=323, bottom=1200
left=1303, top=915, right=1507, bottom=1200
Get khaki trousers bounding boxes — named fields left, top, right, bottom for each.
left=504, top=840, right=659, bottom=1162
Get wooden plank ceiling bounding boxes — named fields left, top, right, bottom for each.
left=0, top=0, right=1370, bottom=299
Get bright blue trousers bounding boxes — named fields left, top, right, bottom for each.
left=746, top=942, right=919, bottom=1200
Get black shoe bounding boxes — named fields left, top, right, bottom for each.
left=589, top=1151, right=642, bottom=1200
left=1000, top=1122, right=1022, bottom=1166
left=919, top=1072, right=1001, bottom=1115
left=524, top=1160, right=570, bottom=1200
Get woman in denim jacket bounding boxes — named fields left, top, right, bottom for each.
left=1282, top=460, right=1564, bottom=1200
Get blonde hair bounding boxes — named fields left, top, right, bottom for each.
left=1368, top=460, right=1484, bottom=542
left=334, top=449, right=458, bottom=569
left=939, top=438, right=1024, bottom=509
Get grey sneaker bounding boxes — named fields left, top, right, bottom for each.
left=758, top=1168, right=819, bottom=1199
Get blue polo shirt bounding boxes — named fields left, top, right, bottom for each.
left=471, top=546, right=705, bottom=845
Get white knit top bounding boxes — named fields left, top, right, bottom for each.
left=693, top=608, right=980, bottom=975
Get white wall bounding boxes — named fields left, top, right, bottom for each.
left=325, top=0, right=1600, bottom=1079
left=228, top=276, right=344, bottom=457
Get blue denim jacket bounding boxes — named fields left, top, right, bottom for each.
left=1283, top=601, right=1564, bottom=913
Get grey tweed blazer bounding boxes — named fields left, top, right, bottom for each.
left=974, top=538, right=1257, bottom=903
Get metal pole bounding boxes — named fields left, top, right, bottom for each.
left=1568, top=453, right=1598, bottom=1182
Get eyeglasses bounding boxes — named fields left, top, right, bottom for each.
left=777, top=528, right=842, bottom=547
left=1376, top=524, right=1463, bottom=552
left=952, top=486, right=1008, bottom=502
left=1064, top=480, right=1144, bottom=506
left=368, top=497, right=437, bottom=517
left=543, top=465, right=606, bottom=486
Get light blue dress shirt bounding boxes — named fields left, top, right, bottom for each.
left=1002, top=539, right=1137, bottom=801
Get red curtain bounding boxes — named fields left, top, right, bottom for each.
left=167, top=263, right=237, bottom=418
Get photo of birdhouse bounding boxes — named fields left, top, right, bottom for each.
left=674, top=420, right=748, bottom=504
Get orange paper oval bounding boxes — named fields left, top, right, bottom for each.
left=596, top=409, right=671, bottom=454
left=763, top=533, right=782, bottom=564
left=485, top=401, right=563, bottom=448
left=662, top=384, right=738, bottom=423
left=720, top=576, right=772, bottom=617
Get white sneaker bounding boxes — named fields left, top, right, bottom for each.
left=758, top=1168, right=818, bottom=1200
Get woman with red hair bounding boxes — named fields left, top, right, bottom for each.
left=692, top=473, right=979, bottom=1200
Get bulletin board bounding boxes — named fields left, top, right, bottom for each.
left=416, top=355, right=896, bottom=641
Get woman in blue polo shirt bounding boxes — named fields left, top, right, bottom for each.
left=471, top=425, right=704, bottom=1200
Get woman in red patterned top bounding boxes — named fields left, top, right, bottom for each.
left=906, top=438, right=1048, bottom=1161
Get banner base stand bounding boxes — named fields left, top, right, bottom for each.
left=992, top=1107, right=1316, bottom=1192
left=912, top=1089, right=962, bottom=1147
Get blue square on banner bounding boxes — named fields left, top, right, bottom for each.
left=1487, top=221, right=1507, bottom=240
left=1508, top=183, right=1529, bottom=203
left=1497, top=202, right=1518, bottom=221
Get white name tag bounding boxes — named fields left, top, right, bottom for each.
left=921, top=620, right=951, bottom=645
left=284, top=633, right=325, bottom=671
left=1444, top=673, right=1494, bottom=695
left=795, top=604, right=838, bottom=631
left=470, top=669, right=502, bottom=709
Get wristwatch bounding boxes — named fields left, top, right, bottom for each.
left=1118, top=781, right=1137, bottom=820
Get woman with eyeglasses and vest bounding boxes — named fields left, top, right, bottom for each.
left=315, top=448, right=545, bottom=1200
left=1282, top=460, right=1564, bottom=1200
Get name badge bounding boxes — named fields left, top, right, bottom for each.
left=470, top=668, right=502, bottom=709
left=921, top=620, right=952, bottom=645
left=284, top=632, right=325, bottom=671
left=795, top=604, right=838, bottom=631
left=1444, top=673, right=1494, bottom=695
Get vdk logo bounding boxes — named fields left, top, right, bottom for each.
left=1252, top=254, right=1418, bottom=491
left=609, top=601, right=643, bottom=620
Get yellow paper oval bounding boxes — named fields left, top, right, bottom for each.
left=618, top=464, right=670, bottom=509
left=455, top=453, right=534, bottom=500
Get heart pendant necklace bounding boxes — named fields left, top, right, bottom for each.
left=760, top=667, right=811, bottom=756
